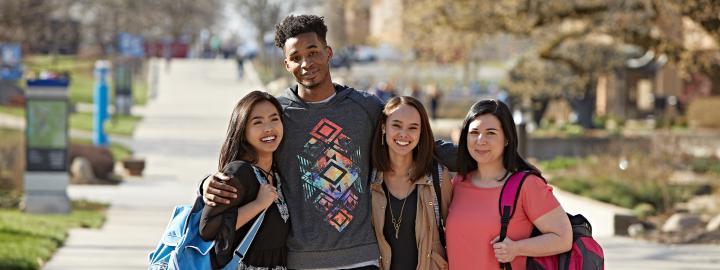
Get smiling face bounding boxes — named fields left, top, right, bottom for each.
left=283, top=32, right=333, bottom=89
left=466, top=114, right=507, bottom=166
left=244, top=100, right=283, bottom=156
left=383, top=104, right=422, bottom=157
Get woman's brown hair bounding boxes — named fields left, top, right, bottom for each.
left=371, top=96, right=435, bottom=181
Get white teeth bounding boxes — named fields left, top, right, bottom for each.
left=395, top=140, right=410, bottom=146
left=261, top=136, right=276, bottom=142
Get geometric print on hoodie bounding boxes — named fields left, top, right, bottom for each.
left=297, top=118, right=364, bottom=232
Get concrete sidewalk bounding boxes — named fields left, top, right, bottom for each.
left=600, top=236, right=720, bottom=269
left=43, top=58, right=263, bottom=270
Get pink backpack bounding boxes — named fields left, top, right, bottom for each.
left=498, top=171, right=604, bottom=270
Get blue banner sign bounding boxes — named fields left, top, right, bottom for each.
left=0, top=43, right=22, bottom=80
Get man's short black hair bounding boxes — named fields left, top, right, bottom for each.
left=274, top=15, right=328, bottom=49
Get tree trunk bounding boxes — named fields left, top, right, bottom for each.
left=530, top=96, right=550, bottom=126
left=567, top=82, right=597, bottom=129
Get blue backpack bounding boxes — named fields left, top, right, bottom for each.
left=148, top=192, right=266, bottom=270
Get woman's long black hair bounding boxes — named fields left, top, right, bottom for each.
left=456, top=99, right=540, bottom=178
left=218, top=91, right=283, bottom=171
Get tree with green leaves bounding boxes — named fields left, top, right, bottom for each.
left=404, top=0, right=720, bottom=128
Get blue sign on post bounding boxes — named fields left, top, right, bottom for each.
left=118, top=32, right=145, bottom=58
left=94, top=60, right=110, bottom=147
left=0, top=43, right=23, bottom=80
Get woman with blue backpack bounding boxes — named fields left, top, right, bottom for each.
left=446, top=99, right=574, bottom=270
left=199, top=91, right=290, bottom=270
left=369, top=96, right=452, bottom=270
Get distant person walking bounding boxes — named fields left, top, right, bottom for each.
left=236, top=45, right=245, bottom=79
left=409, top=83, right=422, bottom=100
left=373, top=81, right=396, bottom=103
left=210, top=35, right=221, bottom=58
left=163, top=38, right=173, bottom=72
left=427, top=83, right=442, bottom=120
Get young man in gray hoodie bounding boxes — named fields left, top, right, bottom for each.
left=201, top=15, right=456, bottom=269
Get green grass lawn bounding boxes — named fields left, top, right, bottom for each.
left=24, top=55, right=95, bottom=105
left=132, top=76, right=149, bottom=106
left=0, top=105, right=141, bottom=137
left=24, top=55, right=149, bottom=106
left=0, top=200, right=107, bottom=270
left=69, top=112, right=142, bottom=137
left=0, top=105, right=25, bottom=118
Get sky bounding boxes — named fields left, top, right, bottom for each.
left=218, top=0, right=322, bottom=47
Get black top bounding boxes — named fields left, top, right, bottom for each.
left=382, top=183, right=418, bottom=270
left=200, top=161, right=289, bottom=269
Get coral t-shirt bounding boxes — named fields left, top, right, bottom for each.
left=446, top=172, right=560, bottom=270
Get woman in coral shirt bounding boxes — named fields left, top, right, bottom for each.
left=446, top=99, right=572, bottom=270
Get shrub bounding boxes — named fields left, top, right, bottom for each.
left=633, top=203, right=656, bottom=219
left=546, top=153, right=700, bottom=214
left=539, top=156, right=582, bottom=171
left=691, top=157, right=720, bottom=175
left=0, top=191, right=21, bottom=209
left=0, top=128, right=24, bottom=192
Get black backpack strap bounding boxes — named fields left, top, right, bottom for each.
left=498, top=171, right=531, bottom=270
left=430, top=160, right=446, bottom=248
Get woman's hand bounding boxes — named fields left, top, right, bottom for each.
left=255, top=184, right=278, bottom=208
left=491, top=235, right=519, bottom=263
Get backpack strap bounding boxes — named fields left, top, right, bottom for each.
left=234, top=209, right=266, bottom=260
left=430, top=160, right=446, bottom=248
left=233, top=166, right=275, bottom=262
left=498, top=171, right=530, bottom=270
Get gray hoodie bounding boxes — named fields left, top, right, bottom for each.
left=276, top=84, right=382, bottom=268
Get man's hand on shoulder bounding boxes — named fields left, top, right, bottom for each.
left=201, top=172, right=237, bottom=206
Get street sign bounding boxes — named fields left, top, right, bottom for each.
left=118, top=32, right=145, bottom=58
left=0, top=43, right=23, bottom=80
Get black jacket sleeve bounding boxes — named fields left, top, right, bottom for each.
left=199, top=161, right=257, bottom=267
left=435, top=140, right=459, bottom=172
left=200, top=161, right=256, bottom=240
